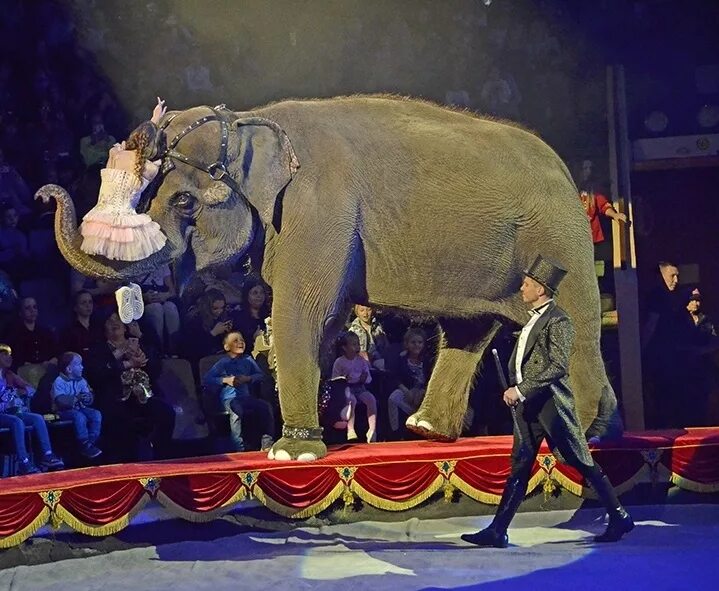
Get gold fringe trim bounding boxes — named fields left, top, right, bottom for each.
left=350, top=475, right=445, bottom=511
left=253, top=481, right=345, bottom=519
left=155, top=487, right=247, bottom=523
left=448, top=474, right=503, bottom=505
left=0, top=506, right=50, bottom=549
left=54, top=495, right=150, bottom=537
left=526, top=469, right=545, bottom=496
left=670, top=472, right=719, bottom=493
left=550, top=470, right=586, bottom=498
left=443, top=480, right=456, bottom=503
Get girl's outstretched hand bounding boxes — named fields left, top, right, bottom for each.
left=151, top=97, right=167, bottom=124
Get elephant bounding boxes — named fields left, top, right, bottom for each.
left=38, top=95, right=618, bottom=461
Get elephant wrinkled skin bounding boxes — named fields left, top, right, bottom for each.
left=38, top=95, right=616, bottom=461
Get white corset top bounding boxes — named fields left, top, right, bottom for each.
left=96, top=168, right=150, bottom=216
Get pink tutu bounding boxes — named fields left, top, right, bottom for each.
left=80, top=168, right=167, bottom=261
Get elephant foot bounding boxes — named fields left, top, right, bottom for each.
left=406, top=413, right=456, bottom=443
left=267, top=425, right=327, bottom=461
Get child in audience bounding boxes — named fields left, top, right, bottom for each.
left=348, top=304, right=388, bottom=370
left=332, top=332, right=378, bottom=443
left=51, top=352, right=102, bottom=459
left=0, top=343, right=64, bottom=474
left=388, top=328, right=428, bottom=434
left=203, top=332, right=274, bottom=452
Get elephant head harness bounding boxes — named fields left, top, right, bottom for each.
left=156, top=105, right=247, bottom=201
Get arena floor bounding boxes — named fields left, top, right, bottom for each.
left=2, top=504, right=717, bottom=590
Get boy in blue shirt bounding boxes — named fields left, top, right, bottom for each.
left=51, top=352, right=103, bottom=459
left=203, top=332, right=274, bottom=452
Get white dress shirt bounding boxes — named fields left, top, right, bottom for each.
left=515, top=299, right=553, bottom=398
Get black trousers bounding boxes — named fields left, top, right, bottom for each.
left=510, top=397, right=599, bottom=484
left=489, top=396, right=623, bottom=535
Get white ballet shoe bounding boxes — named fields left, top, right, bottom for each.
left=129, top=282, right=144, bottom=320
left=115, top=286, right=133, bottom=324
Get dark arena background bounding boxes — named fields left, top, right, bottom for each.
left=1, top=1, right=719, bottom=589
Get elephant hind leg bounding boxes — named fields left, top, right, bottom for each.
left=408, top=316, right=502, bottom=440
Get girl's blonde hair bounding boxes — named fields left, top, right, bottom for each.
left=125, top=121, right=158, bottom=180
left=403, top=327, right=426, bottom=347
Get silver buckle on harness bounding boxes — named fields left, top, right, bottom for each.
left=207, top=162, right=227, bottom=181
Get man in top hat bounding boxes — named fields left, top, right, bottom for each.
left=462, top=255, right=634, bottom=548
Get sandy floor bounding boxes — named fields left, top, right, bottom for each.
left=2, top=504, right=717, bottom=591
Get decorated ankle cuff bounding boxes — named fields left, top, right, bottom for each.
left=282, top=425, right=324, bottom=441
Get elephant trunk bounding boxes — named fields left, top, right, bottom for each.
left=35, top=184, right=173, bottom=281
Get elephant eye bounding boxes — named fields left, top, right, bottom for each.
left=171, top=192, right=197, bottom=215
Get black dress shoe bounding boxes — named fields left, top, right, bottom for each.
left=461, top=528, right=509, bottom=548
left=595, top=509, right=634, bottom=543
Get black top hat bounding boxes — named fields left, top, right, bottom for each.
left=524, top=255, right=567, bottom=294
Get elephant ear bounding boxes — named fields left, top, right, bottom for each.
left=225, top=117, right=299, bottom=226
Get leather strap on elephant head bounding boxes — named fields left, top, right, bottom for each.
left=157, top=105, right=247, bottom=201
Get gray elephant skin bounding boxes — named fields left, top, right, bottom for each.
left=38, top=95, right=614, bottom=461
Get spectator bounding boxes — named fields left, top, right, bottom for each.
left=687, top=288, right=717, bottom=338
left=32, top=99, right=74, bottom=166
left=60, top=290, right=101, bottom=357
left=0, top=268, right=18, bottom=333
left=79, top=114, right=116, bottom=168
left=85, top=312, right=174, bottom=461
left=202, top=332, right=274, bottom=452
left=6, top=296, right=59, bottom=368
left=0, top=205, right=30, bottom=281
left=51, top=352, right=102, bottom=459
left=578, top=180, right=628, bottom=248
left=135, top=264, right=180, bottom=355
left=387, top=328, right=429, bottom=435
left=643, top=261, right=681, bottom=350
left=480, top=66, right=522, bottom=119
left=348, top=304, right=388, bottom=370
left=235, top=278, right=270, bottom=354
left=197, top=264, right=246, bottom=307
left=642, top=262, right=690, bottom=427
left=332, top=332, right=378, bottom=443
left=182, top=288, right=238, bottom=364
left=70, top=270, right=120, bottom=316
left=0, top=147, right=32, bottom=216
left=0, top=343, right=64, bottom=474
left=682, top=288, right=719, bottom=427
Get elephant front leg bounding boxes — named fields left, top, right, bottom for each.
left=266, top=313, right=329, bottom=462
left=407, top=317, right=501, bottom=441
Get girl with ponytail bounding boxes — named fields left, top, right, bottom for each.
left=79, top=98, right=168, bottom=262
